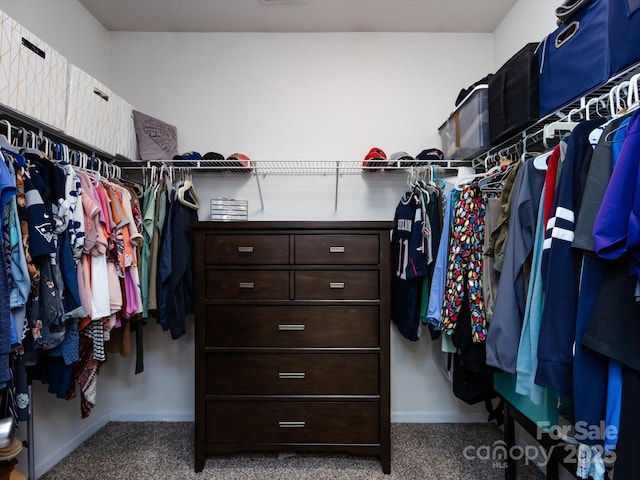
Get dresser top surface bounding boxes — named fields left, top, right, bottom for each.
left=190, top=221, right=394, bottom=231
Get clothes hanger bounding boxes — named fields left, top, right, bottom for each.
left=585, top=94, right=610, bottom=121
left=543, top=120, right=579, bottom=149
left=626, top=72, right=640, bottom=113
left=405, top=167, right=417, bottom=192
left=532, top=150, right=551, bottom=171
left=37, top=135, right=52, bottom=159
left=609, top=81, right=629, bottom=117
left=178, top=168, right=200, bottom=210
left=0, top=119, right=18, bottom=152
left=0, top=119, right=27, bottom=168
left=17, top=127, right=39, bottom=155
left=478, top=160, right=517, bottom=192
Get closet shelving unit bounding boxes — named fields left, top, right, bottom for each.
left=0, top=105, right=125, bottom=166
left=469, top=61, right=640, bottom=171
left=0, top=105, right=130, bottom=480
left=120, top=158, right=474, bottom=213
left=472, top=60, right=640, bottom=480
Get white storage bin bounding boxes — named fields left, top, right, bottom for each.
left=110, top=94, right=137, bottom=160
left=438, top=85, right=490, bottom=160
left=66, top=64, right=115, bottom=154
left=0, top=11, right=68, bottom=130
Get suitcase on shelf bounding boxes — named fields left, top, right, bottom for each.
left=489, top=43, right=540, bottom=146
left=538, top=0, right=610, bottom=116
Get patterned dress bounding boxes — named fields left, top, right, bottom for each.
left=440, top=182, right=486, bottom=342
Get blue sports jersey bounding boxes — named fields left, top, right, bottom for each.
left=390, top=191, right=428, bottom=341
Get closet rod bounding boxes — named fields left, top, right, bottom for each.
left=118, top=159, right=474, bottom=214
left=117, top=158, right=473, bottom=174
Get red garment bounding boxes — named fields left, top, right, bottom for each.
left=543, top=144, right=562, bottom=226
left=67, top=338, right=101, bottom=418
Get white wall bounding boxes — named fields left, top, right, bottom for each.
left=105, top=30, right=495, bottom=424
left=0, top=0, right=111, bottom=82
left=492, top=0, right=558, bottom=69
left=109, top=32, right=492, bottom=159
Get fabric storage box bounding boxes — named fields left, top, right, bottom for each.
left=0, top=12, right=68, bottom=130
left=438, top=85, right=490, bottom=159
left=489, top=43, right=540, bottom=146
left=66, top=64, right=115, bottom=154
left=609, top=0, right=640, bottom=76
left=109, top=94, right=138, bottom=160
left=538, top=0, right=610, bottom=116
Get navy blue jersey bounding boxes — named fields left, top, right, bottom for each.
left=391, top=191, right=428, bottom=341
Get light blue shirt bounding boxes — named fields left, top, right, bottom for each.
left=426, top=188, right=458, bottom=331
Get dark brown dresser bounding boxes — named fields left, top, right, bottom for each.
left=191, top=221, right=392, bottom=474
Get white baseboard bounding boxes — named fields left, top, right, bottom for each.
left=35, top=411, right=110, bottom=479
left=391, top=411, right=488, bottom=423
left=109, top=411, right=195, bottom=422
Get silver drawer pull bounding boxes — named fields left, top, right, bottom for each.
left=239, top=282, right=255, bottom=289
left=329, top=246, right=345, bottom=253
left=278, top=372, right=306, bottom=379
left=238, top=246, right=254, bottom=253
left=279, top=421, right=306, bottom=428
left=278, top=324, right=306, bottom=331
left=329, top=282, right=345, bottom=289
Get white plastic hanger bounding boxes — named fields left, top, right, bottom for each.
left=543, top=121, right=578, bottom=149
left=0, top=119, right=17, bottom=151
left=585, top=94, right=609, bottom=121
left=178, top=169, right=200, bottom=210
left=532, top=150, right=551, bottom=171
left=609, top=81, right=629, bottom=117
left=627, top=72, right=640, bottom=113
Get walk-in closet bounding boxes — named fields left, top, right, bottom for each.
left=0, top=1, right=637, bottom=479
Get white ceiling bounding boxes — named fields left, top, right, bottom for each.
left=77, top=0, right=518, bottom=33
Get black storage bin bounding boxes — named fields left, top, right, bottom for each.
left=488, top=43, right=540, bottom=146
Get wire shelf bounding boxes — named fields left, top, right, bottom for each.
left=118, top=158, right=473, bottom=175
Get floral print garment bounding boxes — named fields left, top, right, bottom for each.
left=441, top=182, right=487, bottom=342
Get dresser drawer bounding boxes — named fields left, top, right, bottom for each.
left=206, top=271, right=289, bottom=300
left=294, top=234, right=379, bottom=264
left=206, top=353, right=379, bottom=395
left=204, top=235, right=289, bottom=264
left=205, top=305, right=379, bottom=347
left=294, top=271, right=379, bottom=300
left=206, top=401, right=380, bottom=444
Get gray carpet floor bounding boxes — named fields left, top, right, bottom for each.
left=38, top=422, right=546, bottom=480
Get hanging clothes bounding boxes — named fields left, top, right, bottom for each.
left=440, top=181, right=486, bottom=342
left=485, top=160, right=522, bottom=273
left=482, top=195, right=501, bottom=324
left=390, top=190, right=429, bottom=341
left=157, top=182, right=198, bottom=340
left=514, top=183, right=547, bottom=405
left=485, top=154, right=547, bottom=374
left=0, top=152, right=16, bottom=387
left=426, top=189, right=458, bottom=335
left=535, top=117, right=607, bottom=397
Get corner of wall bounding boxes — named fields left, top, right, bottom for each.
left=34, top=411, right=111, bottom=479
left=491, top=0, right=557, bottom=70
